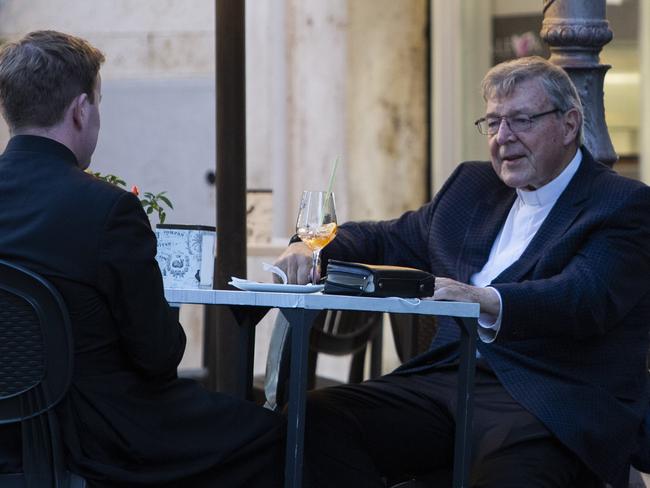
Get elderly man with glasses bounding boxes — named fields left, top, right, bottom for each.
left=275, top=56, right=650, bottom=487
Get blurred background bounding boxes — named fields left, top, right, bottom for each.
left=0, top=0, right=643, bottom=382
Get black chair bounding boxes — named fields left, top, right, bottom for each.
left=0, top=259, right=86, bottom=487
left=262, top=309, right=383, bottom=410
left=389, top=314, right=437, bottom=363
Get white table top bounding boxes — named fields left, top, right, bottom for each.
left=165, top=288, right=480, bottom=318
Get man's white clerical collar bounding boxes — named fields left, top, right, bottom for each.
left=516, top=148, right=582, bottom=207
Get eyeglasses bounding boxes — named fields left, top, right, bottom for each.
left=474, top=108, right=561, bottom=136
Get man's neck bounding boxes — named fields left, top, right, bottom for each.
left=12, top=126, right=80, bottom=166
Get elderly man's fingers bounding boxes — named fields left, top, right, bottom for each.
left=433, top=277, right=470, bottom=301
left=273, top=243, right=313, bottom=284
left=287, top=258, right=304, bottom=284
left=433, top=278, right=500, bottom=316
left=296, top=264, right=309, bottom=284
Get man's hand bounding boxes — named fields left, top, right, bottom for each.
left=273, top=242, right=315, bottom=284
left=433, top=277, right=500, bottom=319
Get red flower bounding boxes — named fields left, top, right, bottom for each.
left=131, top=185, right=139, bottom=196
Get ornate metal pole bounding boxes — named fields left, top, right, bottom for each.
left=541, top=0, right=617, bottom=166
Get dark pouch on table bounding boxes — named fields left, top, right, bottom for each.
left=323, top=260, right=435, bottom=298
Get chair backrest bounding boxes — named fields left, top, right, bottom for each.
left=388, top=314, right=437, bottom=363
left=263, top=309, right=383, bottom=410
left=0, top=259, right=75, bottom=487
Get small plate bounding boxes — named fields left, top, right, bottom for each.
left=229, top=278, right=324, bottom=294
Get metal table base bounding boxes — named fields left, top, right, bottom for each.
left=166, top=289, right=479, bottom=488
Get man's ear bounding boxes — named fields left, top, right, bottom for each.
left=562, top=108, right=581, bottom=146
left=70, top=93, right=89, bottom=130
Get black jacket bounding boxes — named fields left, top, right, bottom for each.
left=323, top=149, right=650, bottom=483
left=0, top=135, right=282, bottom=486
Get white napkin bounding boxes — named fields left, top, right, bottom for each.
left=262, top=262, right=288, bottom=284
left=229, top=276, right=254, bottom=286
left=229, top=263, right=288, bottom=288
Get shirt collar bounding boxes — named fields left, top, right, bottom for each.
left=516, top=148, right=582, bottom=207
left=4, top=135, right=79, bottom=167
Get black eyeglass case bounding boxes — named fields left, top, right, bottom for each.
left=323, top=260, right=435, bottom=298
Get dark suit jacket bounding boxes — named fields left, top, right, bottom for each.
left=0, top=136, right=281, bottom=485
left=323, top=148, right=650, bottom=484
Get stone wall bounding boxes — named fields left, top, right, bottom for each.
left=347, top=0, right=428, bottom=221
left=0, top=0, right=428, bottom=380
left=0, top=0, right=217, bottom=227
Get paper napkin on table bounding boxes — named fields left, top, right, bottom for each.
left=229, top=263, right=288, bottom=287
left=262, top=262, right=288, bottom=284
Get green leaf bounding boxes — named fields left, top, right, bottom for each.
left=159, top=195, right=173, bottom=208
left=89, top=170, right=174, bottom=222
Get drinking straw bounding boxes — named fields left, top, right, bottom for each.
left=322, top=156, right=340, bottom=219
left=320, top=157, right=339, bottom=224
left=325, top=156, right=340, bottom=199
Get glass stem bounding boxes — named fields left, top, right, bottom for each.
left=311, top=249, right=320, bottom=284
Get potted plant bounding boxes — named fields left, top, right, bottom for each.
left=90, top=172, right=215, bottom=289
left=88, top=172, right=173, bottom=223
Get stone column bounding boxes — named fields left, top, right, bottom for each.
left=541, top=0, right=617, bottom=166
left=285, top=0, right=349, bottom=225
left=347, top=0, right=428, bottom=220
left=430, top=0, right=492, bottom=194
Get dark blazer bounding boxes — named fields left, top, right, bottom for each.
left=0, top=136, right=282, bottom=485
left=323, top=148, right=650, bottom=484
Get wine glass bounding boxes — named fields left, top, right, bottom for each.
left=295, top=190, right=338, bottom=284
